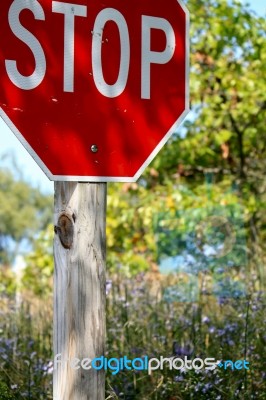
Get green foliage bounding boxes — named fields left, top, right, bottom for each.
left=0, top=168, right=52, bottom=264
left=0, top=382, right=17, bottom=400
left=21, top=225, right=54, bottom=297
left=107, top=183, right=157, bottom=274
left=106, top=0, right=266, bottom=281
left=0, top=265, right=17, bottom=296
left=153, top=0, right=266, bottom=179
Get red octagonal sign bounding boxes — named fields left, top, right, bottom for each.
left=0, top=0, right=189, bottom=182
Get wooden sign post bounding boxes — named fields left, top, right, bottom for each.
left=53, top=182, right=106, bottom=400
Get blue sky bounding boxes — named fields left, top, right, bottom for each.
left=0, top=0, right=265, bottom=194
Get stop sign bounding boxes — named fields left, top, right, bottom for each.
left=0, top=0, right=189, bottom=182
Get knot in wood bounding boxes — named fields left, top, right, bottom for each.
left=55, top=213, right=74, bottom=249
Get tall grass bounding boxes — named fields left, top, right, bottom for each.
left=0, top=271, right=265, bottom=399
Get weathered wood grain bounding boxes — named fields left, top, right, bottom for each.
left=53, top=182, right=106, bottom=400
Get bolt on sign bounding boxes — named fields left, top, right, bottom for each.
left=0, top=0, right=189, bottom=181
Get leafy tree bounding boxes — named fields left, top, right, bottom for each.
left=21, top=224, right=54, bottom=298
left=0, top=167, right=52, bottom=264
left=160, top=0, right=266, bottom=181
left=106, top=0, right=266, bottom=281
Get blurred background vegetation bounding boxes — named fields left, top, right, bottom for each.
left=0, top=0, right=266, bottom=398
